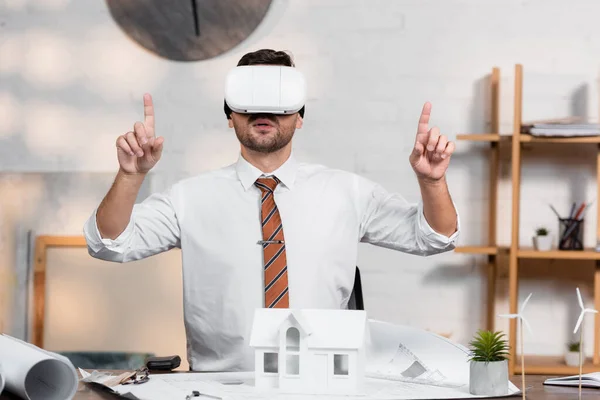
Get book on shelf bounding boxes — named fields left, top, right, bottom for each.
left=543, top=372, right=600, bottom=388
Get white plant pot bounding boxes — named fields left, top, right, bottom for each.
left=565, top=351, right=580, bottom=367
left=533, top=235, right=552, bottom=251
left=469, top=360, right=509, bottom=396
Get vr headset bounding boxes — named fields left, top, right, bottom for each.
left=224, top=65, right=306, bottom=118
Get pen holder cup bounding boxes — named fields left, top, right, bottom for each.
left=558, top=218, right=584, bottom=251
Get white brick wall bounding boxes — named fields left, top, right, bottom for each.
left=1, top=0, right=599, bottom=357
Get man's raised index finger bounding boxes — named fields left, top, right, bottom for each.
left=143, top=93, right=155, bottom=137
left=417, top=101, right=432, bottom=135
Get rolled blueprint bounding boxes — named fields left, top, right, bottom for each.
left=0, top=334, right=77, bottom=400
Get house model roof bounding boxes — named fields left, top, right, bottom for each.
left=249, top=309, right=368, bottom=350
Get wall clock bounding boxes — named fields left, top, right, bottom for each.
left=105, top=0, right=273, bottom=61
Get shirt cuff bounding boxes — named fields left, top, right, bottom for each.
left=416, top=201, right=460, bottom=246
left=83, top=207, right=135, bottom=254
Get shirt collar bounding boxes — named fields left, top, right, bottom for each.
left=236, top=153, right=298, bottom=191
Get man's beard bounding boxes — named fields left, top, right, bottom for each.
left=235, top=116, right=295, bottom=154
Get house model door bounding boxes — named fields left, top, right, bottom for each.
left=313, top=353, right=328, bottom=392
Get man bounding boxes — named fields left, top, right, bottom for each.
left=83, top=49, right=459, bottom=372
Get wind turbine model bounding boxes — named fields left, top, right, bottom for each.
left=573, top=287, right=598, bottom=400
left=499, top=293, right=533, bottom=400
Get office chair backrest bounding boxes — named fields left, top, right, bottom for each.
left=347, top=266, right=364, bottom=311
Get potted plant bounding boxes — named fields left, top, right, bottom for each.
left=565, top=341, right=580, bottom=367
left=533, top=227, right=552, bottom=251
left=468, top=330, right=510, bottom=396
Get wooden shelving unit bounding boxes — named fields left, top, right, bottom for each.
left=454, top=67, right=503, bottom=333
left=456, top=64, right=600, bottom=375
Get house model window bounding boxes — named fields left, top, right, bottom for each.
left=250, top=309, right=368, bottom=395
left=286, top=327, right=300, bottom=375
left=264, top=352, right=278, bottom=373
left=334, top=354, right=349, bottom=375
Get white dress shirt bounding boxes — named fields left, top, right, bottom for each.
left=83, top=154, right=460, bottom=372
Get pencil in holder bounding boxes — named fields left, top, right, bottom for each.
left=558, top=218, right=584, bottom=250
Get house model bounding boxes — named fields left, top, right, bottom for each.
left=249, top=308, right=369, bottom=395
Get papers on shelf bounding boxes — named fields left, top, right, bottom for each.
left=544, top=372, right=600, bottom=388
left=524, top=123, right=600, bottom=137
left=0, top=334, right=78, bottom=400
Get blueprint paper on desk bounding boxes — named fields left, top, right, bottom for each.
left=81, top=319, right=521, bottom=399
left=153, top=371, right=522, bottom=400
left=364, top=320, right=521, bottom=398
left=367, top=320, right=501, bottom=388
left=367, top=319, right=468, bottom=386
left=150, top=320, right=521, bottom=400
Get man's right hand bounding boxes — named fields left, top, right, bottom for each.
left=116, top=93, right=164, bottom=175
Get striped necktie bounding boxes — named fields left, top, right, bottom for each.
left=255, top=176, right=289, bottom=308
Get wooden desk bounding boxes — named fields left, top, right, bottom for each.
left=0, top=374, right=597, bottom=399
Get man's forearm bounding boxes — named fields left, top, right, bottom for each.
left=96, top=170, right=147, bottom=240
left=418, top=176, right=457, bottom=237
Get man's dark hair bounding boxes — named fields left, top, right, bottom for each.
left=224, top=49, right=305, bottom=119
left=237, top=49, right=296, bottom=68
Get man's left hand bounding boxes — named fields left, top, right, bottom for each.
left=409, top=102, right=455, bottom=182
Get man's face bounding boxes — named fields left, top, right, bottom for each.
left=229, top=112, right=303, bottom=154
